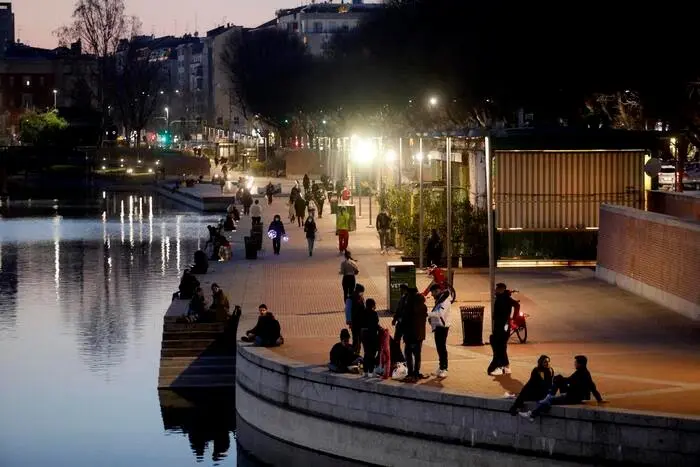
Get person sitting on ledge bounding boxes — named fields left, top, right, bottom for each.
left=208, top=283, right=231, bottom=322
left=191, top=250, right=209, bottom=274
left=241, top=304, right=284, bottom=347
left=182, top=287, right=207, bottom=323
left=328, top=328, right=362, bottom=373
left=173, top=269, right=199, bottom=301
left=520, top=355, right=607, bottom=422
left=509, top=355, right=554, bottom=415
left=223, top=214, right=235, bottom=232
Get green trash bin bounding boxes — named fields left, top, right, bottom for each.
left=386, top=262, right=416, bottom=315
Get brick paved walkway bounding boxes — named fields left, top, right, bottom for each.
left=193, top=195, right=700, bottom=418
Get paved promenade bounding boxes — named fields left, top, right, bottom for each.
left=192, top=195, right=700, bottom=418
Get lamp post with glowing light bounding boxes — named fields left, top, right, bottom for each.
left=417, top=138, right=424, bottom=268
left=164, top=107, right=169, bottom=128
left=350, top=136, right=377, bottom=220
left=52, top=89, right=58, bottom=109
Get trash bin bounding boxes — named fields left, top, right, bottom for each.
left=251, top=230, right=263, bottom=251
left=460, top=306, right=484, bottom=346
left=244, top=236, right=257, bottom=259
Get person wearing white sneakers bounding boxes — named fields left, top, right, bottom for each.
left=427, top=283, right=451, bottom=378
left=487, top=283, right=519, bottom=376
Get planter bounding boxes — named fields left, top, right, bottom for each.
left=461, top=255, right=488, bottom=268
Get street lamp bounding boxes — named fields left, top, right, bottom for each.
left=52, top=89, right=58, bottom=109
left=429, top=96, right=438, bottom=107
left=164, top=107, right=169, bottom=127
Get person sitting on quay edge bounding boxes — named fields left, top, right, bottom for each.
left=520, top=355, right=607, bottom=422
left=182, top=287, right=207, bottom=323
left=509, top=355, right=554, bottom=415
left=173, top=269, right=200, bottom=301
left=241, top=304, right=284, bottom=347
left=223, top=213, right=235, bottom=232
left=328, top=328, right=362, bottom=373
left=191, top=250, right=209, bottom=275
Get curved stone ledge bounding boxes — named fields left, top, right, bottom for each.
left=236, top=345, right=700, bottom=466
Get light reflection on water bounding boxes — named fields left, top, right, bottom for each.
left=0, top=193, right=237, bottom=467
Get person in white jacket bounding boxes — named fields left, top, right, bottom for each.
left=428, top=283, right=452, bottom=378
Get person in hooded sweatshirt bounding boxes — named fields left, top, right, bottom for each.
left=402, top=287, right=428, bottom=382
left=268, top=214, right=286, bottom=255
left=241, top=304, right=283, bottom=347
left=427, top=283, right=451, bottom=378
left=520, top=355, right=606, bottom=422
left=328, top=328, right=362, bottom=373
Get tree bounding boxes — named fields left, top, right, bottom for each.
left=107, top=41, right=164, bottom=147
left=221, top=28, right=312, bottom=125
left=19, top=111, right=69, bottom=147
left=56, top=0, right=140, bottom=120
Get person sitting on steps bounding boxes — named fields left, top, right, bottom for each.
left=173, top=269, right=199, bottom=301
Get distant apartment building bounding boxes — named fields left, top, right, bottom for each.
left=0, top=2, right=14, bottom=55
left=0, top=41, right=96, bottom=142
left=273, top=1, right=385, bottom=56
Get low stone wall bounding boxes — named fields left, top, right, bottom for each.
left=236, top=345, right=700, bottom=467
left=597, top=204, right=700, bottom=320
left=647, top=190, right=700, bottom=221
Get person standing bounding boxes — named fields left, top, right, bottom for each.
left=344, top=284, right=365, bottom=354
left=265, top=181, right=275, bottom=205
left=250, top=199, right=263, bottom=225
left=402, top=288, right=428, bottom=382
left=268, top=214, right=286, bottom=255
left=426, top=229, right=443, bottom=266
left=391, top=284, right=409, bottom=343
left=303, top=214, right=317, bottom=257
left=361, top=298, right=380, bottom=377
left=242, top=189, right=253, bottom=216
left=303, top=173, right=310, bottom=193
left=488, top=283, right=519, bottom=376
left=375, top=209, right=392, bottom=255
left=339, top=250, right=359, bottom=300
left=336, top=206, right=351, bottom=254
left=427, top=283, right=451, bottom=378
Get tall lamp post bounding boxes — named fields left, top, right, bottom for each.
left=52, top=89, right=58, bottom=109
left=485, top=135, right=496, bottom=322
left=418, top=137, right=424, bottom=269
left=446, top=136, right=453, bottom=284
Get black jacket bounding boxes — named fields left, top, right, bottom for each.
left=376, top=212, right=391, bottom=230
left=493, top=292, right=517, bottom=333
left=564, top=368, right=603, bottom=402
left=247, top=312, right=281, bottom=341
left=330, top=343, right=359, bottom=368
left=304, top=219, right=317, bottom=239
left=402, top=292, right=428, bottom=343
left=349, top=295, right=365, bottom=328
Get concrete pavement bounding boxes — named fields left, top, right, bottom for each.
left=189, top=194, right=700, bottom=418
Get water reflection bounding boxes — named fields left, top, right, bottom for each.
left=0, top=192, right=240, bottom=466
left=159, top=390, right=235, bottom=465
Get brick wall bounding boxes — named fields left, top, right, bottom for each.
left=647, top=190, right=700, bottom=221
left=597, top=204, right=700, bottom=319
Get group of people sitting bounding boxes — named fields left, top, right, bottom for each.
left=175, top=274, right=238, bottom=324
left=510, top=354, right=606, bottom=420
left=205, top=222, right=232, bottom=262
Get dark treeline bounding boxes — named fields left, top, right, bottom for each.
left=223, top=0, right=700, bottom=146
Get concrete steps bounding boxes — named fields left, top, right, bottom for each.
left=158, top=373, right=236, bottom=388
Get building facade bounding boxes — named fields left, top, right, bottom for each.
left=0, top=2, right=14, bottom=55
left=274, top=1, right=385, bottom=56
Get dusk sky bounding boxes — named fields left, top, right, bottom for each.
left=16, top=0, right=377, bottom=49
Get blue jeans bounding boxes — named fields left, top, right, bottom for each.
left=531, top=394, right=579, bottom=416
left=307, top=237, right=315, bottom=254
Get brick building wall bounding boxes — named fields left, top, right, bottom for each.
left=596, top=204, right=700, bottom=320
left=647, top=190, right=700, bottom=221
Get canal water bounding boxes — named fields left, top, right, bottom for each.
left=0, top=193, right=255, bottom=467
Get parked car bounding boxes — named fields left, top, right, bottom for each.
left=658, top=164, right=676, bottom=188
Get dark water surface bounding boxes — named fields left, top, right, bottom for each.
left=0, top=193, right=245, bottom=467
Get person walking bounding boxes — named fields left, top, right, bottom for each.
left=487, top=283, right=519, bottom=376
left=250, top=199, right=263, bottom=225
left=303, top=214, right=317, bottom=257
left=242, top=189, right=253, bottom=216
left=427, top=283, right=452, bottom=378
left=303, top=173, right=310, bottom=193
left=425, top=229, right=443, bottom=266
left=336, top=206, right=351, bottom=254
left=402, top=287, right=428, bottom=382
left=339, top=250, right=359, bottom=301
left=375, top=209, right=392, bottom=254
left=294, top=194, right=307, bottom=227
left=268, top=214, right=286, bottom=255
left=307, top=198, right=317, bottom=219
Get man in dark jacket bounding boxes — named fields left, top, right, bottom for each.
left=345, top=284, right=365, bottom=354
left=174, top=269, right=200, bottom=300
left=241, top=304, right=283, bottom=346
left=520, top=355, right=606, bottom=422
left=329, top=329, right=362, bottom=373
left=375, top=209, right=392, bottom=254
left=402, top=288, right=428, bottom=381
left=488, top=283, right=519, bottom=376
left=392, top=284, right=409, bottom=343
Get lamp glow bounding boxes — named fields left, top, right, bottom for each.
left=385, top=149, right=397, bottom=162
left=350, top=137, right=377, bottom=165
